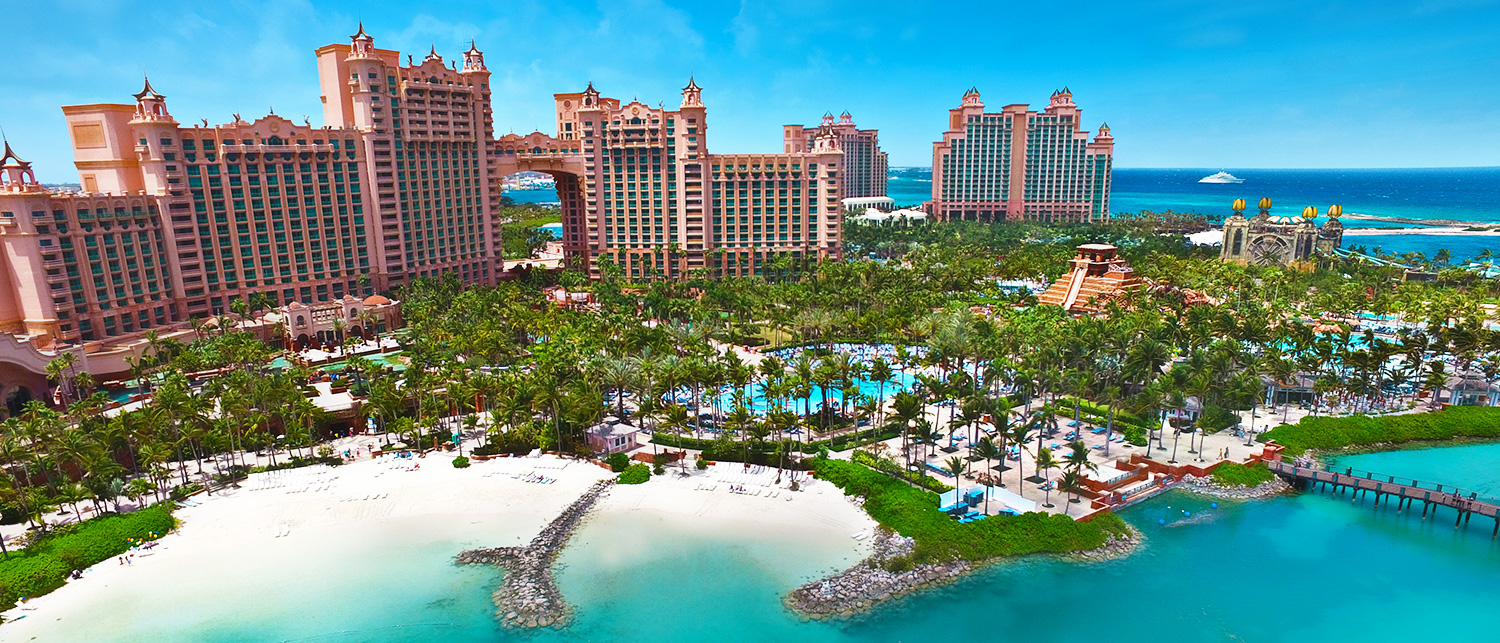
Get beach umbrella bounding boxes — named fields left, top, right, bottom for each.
left=390, top=442, right=408, bottom=449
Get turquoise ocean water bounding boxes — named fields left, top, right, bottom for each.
left=526, top=168, right=1500, bottom=260
left=33, top=442, right=1500, bottom=642
left=890, top=167, right=1500, bottom=262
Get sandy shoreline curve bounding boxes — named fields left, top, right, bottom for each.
left=0, top=456, right=875, bottom=641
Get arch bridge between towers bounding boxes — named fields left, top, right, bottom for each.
left=491, top=132, right=588, bottom=269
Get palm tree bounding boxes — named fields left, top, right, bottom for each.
left=1058, top=470, right=1085, bottom=514
left=944, top=455, right=967, bottom=489
left=911, top=419, right=937, bottom=460
left=1035, top=447, right=1059, bottom=508
left=1008, top=422, right=1032, bottom=489
left=868, top=357, right=894, bottom=431
left=888, top=391, right=924, bottom=473
left=661, top=404, right=692, bottom=471
left=972, top=437, right=1001, bottom=513
left=1063, top=440, right=1097, bottom=501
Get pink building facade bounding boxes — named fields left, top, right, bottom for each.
left=524, top=79, right=846, bottom=280
left=784, top=112, right=887, bottom=200
left=928, top=88, right=1114, bottom=223
left=0, top=25, right=845, bottom=395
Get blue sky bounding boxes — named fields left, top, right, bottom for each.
left=2, top=0, right=1497, bottom=181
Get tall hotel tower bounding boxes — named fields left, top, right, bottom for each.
left=0, top=25, right=844, bottom=361
left=546, top=80, right=845, bottom=281
left=927, top=88, right=1114, bottom=223
left=783, top=112, right=887, bottom=200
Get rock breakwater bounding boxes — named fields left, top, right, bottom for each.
left=456, top=479, right=614, bottom=628
left=787, top=523, right=1143, bottom=619
left=784, top=529, right=970, bottom=620
left=1180, top=473, right=1290, bottom=500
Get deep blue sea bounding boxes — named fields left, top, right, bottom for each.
left=889, top=167, right=1500, bottom=261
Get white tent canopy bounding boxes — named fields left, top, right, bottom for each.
left=940, top=484, right=1038, bottom=515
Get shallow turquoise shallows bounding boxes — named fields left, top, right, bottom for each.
left=28, top=443, right=1500, bottom=643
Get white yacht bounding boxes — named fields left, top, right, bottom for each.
left=1198, top=171, right=1244, bottom=184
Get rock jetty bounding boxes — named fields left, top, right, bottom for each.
left=787, top=524, right=1143, bottom=619
left=456, top=480, right=614, bottom=628
left=1180, top=473, right=1290, bottom=500
left=784, top=529, right=970, bottom=620
left=1063, top=523, right=1142, bottom=563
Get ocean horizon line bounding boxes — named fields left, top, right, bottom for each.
left=890, top=165, right=1500, bottom=172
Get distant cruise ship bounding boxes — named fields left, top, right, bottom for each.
left=1199, top=171, right=1244, bottom=184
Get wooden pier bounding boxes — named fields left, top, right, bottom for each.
left=1266, top=460, right=1500, bottom=538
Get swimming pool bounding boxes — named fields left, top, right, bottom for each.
left=709, top=369, right=918, bottom=413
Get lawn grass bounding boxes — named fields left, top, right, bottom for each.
left=1209, top=461, right=1274, bottom=487
left=813, top=458, right=1128, bottom=564
left=1259, top=406, right=1500, bottom=456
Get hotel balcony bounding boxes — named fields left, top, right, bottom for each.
left=220, top=144, right=338, bottom=155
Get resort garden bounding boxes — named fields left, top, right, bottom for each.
left=3, top=214, right=1500, bottom=588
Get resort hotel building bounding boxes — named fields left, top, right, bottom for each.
left=0, top=25, right=846, bottom=398
left=926, top=88, right=1114, bottom=223
left=544, top=79, right=846, bottom=281
left=783, top=112, right=888, bottom=203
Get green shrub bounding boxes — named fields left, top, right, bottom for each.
left=650, top=424, right=907, bottom=456
left=169, top=483, right=202, bottom=501
left=1259, top=406, right=1500, bottom=455
left=252, top=456, right=343, bottom=476
left=814, top=459, right=1127, bottom=564
left=851, top=450, right=952, bottom=493
left=695, top=457, right=708, bottom=470
left=618, top=463, right=651, bottom=484
left=452, top=456, right=470, bottom=468
left=652, top=464, right=666, bottom=475
left=0, top=556, right=70, bottom=605
left=480, top=424, right=541, bottom=455
left=605, top=452, right=630, bottom=472
left=1210, top=461, right=1273, bottom=487
left=0, top=503, right=176, bottom=607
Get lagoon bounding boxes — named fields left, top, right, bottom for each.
left=15, top=442, right=1500, bottom=642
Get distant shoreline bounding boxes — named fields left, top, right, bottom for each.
left=1343, top=227, right=1500, bottom=237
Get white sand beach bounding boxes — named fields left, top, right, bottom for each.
left=0, top=456, right=873, bottom=641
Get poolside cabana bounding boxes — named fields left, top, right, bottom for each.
left=940, top=485, right=1036, bottom=516
left=1263, top=372, right=1318, bottom=405
left=1446, top=373, right=1500, bottom=407
left=587, top=421, right=639, bottom=455
left=975, top=485, right=1036, bottom=515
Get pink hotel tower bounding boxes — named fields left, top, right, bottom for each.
left=0, top=26, right=846, bottom=400
left=927, top=87, right=1114, bottom=223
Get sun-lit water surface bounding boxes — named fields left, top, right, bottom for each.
left=20, top=442, right=1500, bottom=643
